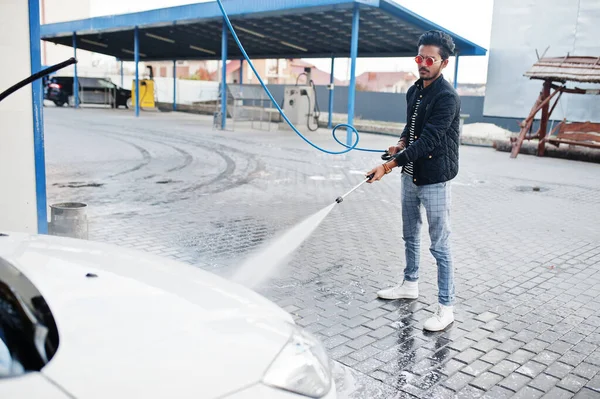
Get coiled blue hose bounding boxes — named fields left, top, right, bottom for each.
left=215, top=0, right=385, bottom=156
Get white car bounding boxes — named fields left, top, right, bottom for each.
left=0, top=232, right=336, bottom=399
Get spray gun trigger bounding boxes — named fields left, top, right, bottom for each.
left=366, top=172, right=375, bottom=181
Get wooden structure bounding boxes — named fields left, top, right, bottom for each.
left=510, top=55, right=600, bottom=158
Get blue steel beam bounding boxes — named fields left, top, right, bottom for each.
left=346, top=4, right=360, bottom=146
left=29, top=0, right=48, bottom=234
left=73, top=33, right=79, bottom=108
left=239, top=59, right=243, bottom=84
left=378, top=0, right=487, bottom=56
left=120, top=60, right=124, bottom=87
left=328, top=56, right=334, bottom=129
left=39, top=1, right=486, bottom=57
left=173, top=60, right=177, bottom=111
left=134, top=26, right=140, bottom=117
left=221, top=18, right=228, bottom=129
left=453, top=53, right=459, bottom=89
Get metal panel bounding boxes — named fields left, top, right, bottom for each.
left=40, top=1, right=486, bottom=61
left=484, top=0, right=600, bottom=122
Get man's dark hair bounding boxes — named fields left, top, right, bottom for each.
left=417, top=30, right=456, bottom=60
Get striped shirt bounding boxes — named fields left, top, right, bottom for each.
left=403, top=97, right=421, bottom=176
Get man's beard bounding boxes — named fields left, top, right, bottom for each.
left=420, top=67, right=439, bottom=81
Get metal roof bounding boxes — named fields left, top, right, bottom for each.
left=40, top=0, right=487, bottom=62
left=524, top=56, right=600, bottom=84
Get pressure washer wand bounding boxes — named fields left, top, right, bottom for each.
left=335, top=173, right=375, bottom=204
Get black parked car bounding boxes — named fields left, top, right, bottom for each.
left=45, top=76, right=132, bottom=108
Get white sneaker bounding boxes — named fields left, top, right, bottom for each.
left=423, top=303, right=454, bottom=331
left=377, top=280, right=418, bottom=300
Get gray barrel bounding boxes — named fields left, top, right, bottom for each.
left=48, top=202, right=88, bottom=239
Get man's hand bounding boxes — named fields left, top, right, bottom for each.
left=387, top=140, right=406, bottom=156
left=366, top=165, right=385, bottom=183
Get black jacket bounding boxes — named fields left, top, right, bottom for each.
left=393, top=74, right=461, bottom=186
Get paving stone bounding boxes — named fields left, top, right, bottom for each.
left=511, top=386, right=545, bottom=399
left=480, top=385, right=516, bottom=399
left=444, top=371, right=475, bottom=392
left=515, top=360, right=548, bottom=379
left=508, top=349, right=538, bottom=365
left=558, top=373, right=588, bottom=393
left=545, top=386, right=578, bottom=398
left=470, top=371, right=504, bottom=391
left=422, top=385, right=455, bottom=399
left=448, top=337, right=477, bottom=352
left=573, top=363, right=600, bottom=380
left=455, top=348, right=485, bottom=365
left=498, top=372, right=532, bottom=392
left=561, top=351, right=589, bottom=367
left=574, top=388, right=600, bottom=398
left=346, top=334, right=377, bottom=350
left=364, top=316, right=392, bottom=330
left=546, top=362, right=575, bottom=380
left=455, top=385, right=485, bottom=398
left=497, top=338, right=526, bottom=354
left=535, top=351, right=563, bottom=366
left=489, top=360, right=521, bottom=377
left=529, top=373, right=561, bottom=393
left=481, top=349, right=509, bottom=364
left=585, top=375, right=600, bottom=392
left=462, top=359, right=493, bottom=377
left=523, top=339, right=552, bottom=354
left=548, top=341, right=575, bottom=356
left=349, top=345, right=382, bottom=362
left=438, top=359, right=465, bottom=377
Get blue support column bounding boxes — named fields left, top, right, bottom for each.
left=347, top=4, right=360, bottom=146
left=173, top=60, right=177, bottom=111
left=239, top=59, right=243, bottom=84
left=453, top=53, right=459, bottom=89
left=29, top=0, right=48, bottom=234
left=134, top=26, right=140, bottom=117
left=120, top=60, right=124, bottom=87
left=220, top=18, right=228, bottom=129
left=328, top=56, right=335, bottom=129
left=72, top=32, right=79, bottom=108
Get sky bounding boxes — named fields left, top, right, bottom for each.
left=88, top=0, right=494, bottom=84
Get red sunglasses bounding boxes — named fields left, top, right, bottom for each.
left=415, top=55, right=442, bottom=67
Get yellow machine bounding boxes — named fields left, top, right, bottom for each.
left=131, top=65, right=156, bottom=109
left=131, top=79, right=155, bottom=108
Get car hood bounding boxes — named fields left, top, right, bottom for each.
left=0, top=233, right=294, bottom=399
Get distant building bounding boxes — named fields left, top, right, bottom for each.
left=209, top=59, right=345, bottom=85
left=456, top=83, right=486, bottom=97
left=355, top=71, right=417, bottom=93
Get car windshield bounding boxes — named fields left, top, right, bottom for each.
left=0, top=258, right=58, bottom=378
left=97, top=79, right=116, bottom=89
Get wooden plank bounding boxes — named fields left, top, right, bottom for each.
left=546, top=137, right=600, bottom=149
left=559, top=121, right=600, bottom=134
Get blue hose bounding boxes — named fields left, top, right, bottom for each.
left=215, top=0, right=385, bottom=156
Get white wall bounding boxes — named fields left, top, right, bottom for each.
left=484, top=0, right=600, bottom=121
left=0, top=2, right=38, bottom=233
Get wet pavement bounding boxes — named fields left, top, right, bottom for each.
left=44, top=107, right=600, bottom=398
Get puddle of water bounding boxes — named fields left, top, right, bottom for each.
left=231, top=203, right=337, bottom=288
left=309, top=176, right=327, bottom=180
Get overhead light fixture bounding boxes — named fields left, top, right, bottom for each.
left=233, top=25, right=265, bottom=38
left=189, top=45, right=216, bottom=55
left=145, top=32, right=175, bottom=44
left=81, top=38, right=108, bottom=48
left=280, top=41, right=308, bottom=52
left=122, top=49, right=147, bottom=57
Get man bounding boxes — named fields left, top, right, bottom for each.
left=365, top=30, right=461, bottom=332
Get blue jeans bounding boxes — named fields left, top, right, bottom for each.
left=401, top=173, right=455, bottom=306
